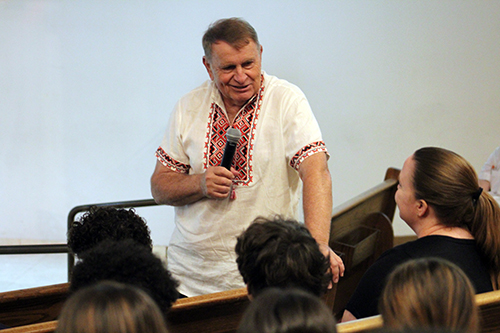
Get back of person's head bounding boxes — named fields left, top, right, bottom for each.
left=202, top=17, right=259, bottom=60
left=68, top=206, right=153, bottom=256
left=70, top=239, right=179, bottom=314
left=56, top=281, right=169, bottom=333
left=235, top=216, right=331, bottom=297
left=238, top=287, right=336, bottom=333
left=412, top=146, right=500, bottom=287
left=379, top=257, right=479, bottom=333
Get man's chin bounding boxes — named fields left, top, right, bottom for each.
left=232, top=93, right=254, bottom=104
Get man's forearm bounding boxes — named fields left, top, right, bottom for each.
left=299, top=154, right=333, bottom=245
left=300, top=155, right=345, bottom=283
left=151, top=162, right=206, bottom=206
left=302, top=171, right=332, bottom=245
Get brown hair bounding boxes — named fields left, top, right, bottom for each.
left=238, top=288, right=337, bottom=333
left=202, top=17, right=259, bottom=60
left=412, top=147, right=500, bottom=288
left=56, top=281, right=169, bottom=333
left=235, top=216, right=331, bottom=297
left=379, top=258, right=479, bottom=332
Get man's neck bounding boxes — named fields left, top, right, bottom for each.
left=222, top=95, right=256, bottom=125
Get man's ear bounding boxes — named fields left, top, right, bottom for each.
left=202, top=56, right=214, bottom=81
left=416, top=199, right=429, bottom=217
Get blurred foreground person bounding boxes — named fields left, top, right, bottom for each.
left=56, top=281, right=169, bottom=333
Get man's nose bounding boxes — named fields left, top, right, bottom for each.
left=234, top=66, right=245, bottom=82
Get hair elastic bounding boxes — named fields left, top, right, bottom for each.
left=472, top=187, right=483, bottom=206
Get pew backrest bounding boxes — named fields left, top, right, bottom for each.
left=0, top=283, right=69, bottom=327
left=477, top=289, right=500, bottom=333
left=0, top=287, right=249, bottom=333
left=329, top=168, right=399, bottom=241
left=329, top=168, right=399, bottom=319
left=335, top=289, right=500, bottom=333
left=0, top=320, right=57, bottom=333
left=336, top=315, right=383, bottom=333
left=166, top=287, right=250, bottom=333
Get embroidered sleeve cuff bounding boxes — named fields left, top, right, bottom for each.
left=289, top=141, right=329, bottom=171
left=155, top=147, right=190, bottom=174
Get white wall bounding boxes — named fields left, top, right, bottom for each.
left=1, top=0, right=499, bottom=245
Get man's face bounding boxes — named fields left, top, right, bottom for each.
left=203, top=40, right=262, bottom=111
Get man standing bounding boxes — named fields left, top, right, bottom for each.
left=151, top=18, right=343, bottom=296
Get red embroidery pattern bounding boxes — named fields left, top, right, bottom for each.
left=203, top=76, right=265, bottom=185
left=156, top=147, right=190, bottom=174
left=289, top=141, right=328, bottom=171
left=204, top=105, right=231, bottom=169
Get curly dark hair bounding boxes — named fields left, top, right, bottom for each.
left=235, top=216, right=332, bottom=297
left=70, top=239, right=179, bottom=314
left=67, top=206, right=153, bottom=256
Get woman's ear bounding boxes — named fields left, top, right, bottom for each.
left=246, top=285, right=253, bottom=301
left=416, top=199, right=429, bottom=217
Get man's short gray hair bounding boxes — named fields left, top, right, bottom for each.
left=202, top=17, right=259, bottom=60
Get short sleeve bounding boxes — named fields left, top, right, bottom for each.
left=282, top=90, right=329, bottom=171
left=155, top=101, right=191, bottom=174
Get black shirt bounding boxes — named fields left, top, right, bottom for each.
left=345, top=235, right=493, bottom=319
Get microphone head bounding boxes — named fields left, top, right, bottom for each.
left=226, top=128, right=241, bottom=143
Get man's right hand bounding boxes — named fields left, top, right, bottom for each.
left=201, top=166, right=238, bottom=199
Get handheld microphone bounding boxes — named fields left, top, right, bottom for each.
left=220, top=128, right=241, bottom=170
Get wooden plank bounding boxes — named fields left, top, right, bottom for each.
left=6, top=289, right=499, bottom=333
left=329, top=168, right=399, bottom=319
left=1, top=320, right=57, bottom=333
left=0, top=283, right=69, bottom=327
left=335, top=290, right=500, bottom=333
left=336, top=315, right=383, bottom=333
left=166, top=287, right=250, bottom=333
left=477, top=290, right=500, bottom=333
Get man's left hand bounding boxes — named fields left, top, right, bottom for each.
left=319, top=243, right=345, bottom=286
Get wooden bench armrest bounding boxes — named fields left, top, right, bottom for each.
left=0, top=283, right=69, bottom=302
left=476, top=289, right=500, bottom=307
left=0, top=320, right=57, bottom=333
left=170, top=287, right=248, bottom=311
left=336, top=315, right=383, bottom=333
left=0, top=283, right=70, bottom=327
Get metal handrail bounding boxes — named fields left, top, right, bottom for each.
left=0, top=198, right=157, bottom=282
left=0, top=244, right=68, bottom=254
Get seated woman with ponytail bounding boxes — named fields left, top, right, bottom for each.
left=342, top=146, right=500, bottom=322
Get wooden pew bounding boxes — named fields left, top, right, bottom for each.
left=7, top=289, right=500, bottom=333
left=166, top=287, right=249, bottom=333
left=476, top=289, right=500, bottom=333
left=336, top=315, right=383, bottom=333
left=329, top=167, right=400, bottom=319
left=336, top=289, right=500, bottom=333
left=0, top=288, right=250, bottom=333
left=0, top=283, right=69, bottom=328
left=0, top=320, right=57, bottom=333
left=0, top=167, right=399, bottom=330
